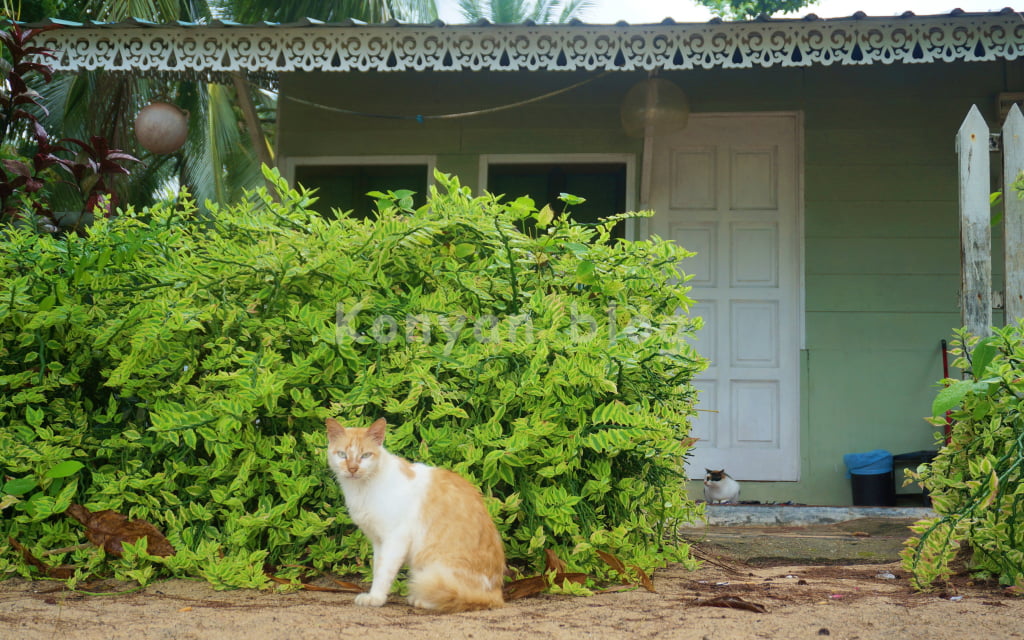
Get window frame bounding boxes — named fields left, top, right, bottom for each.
left=478, top=153, right=638, bottom=240
left=282, top=155, right=438, bottom=213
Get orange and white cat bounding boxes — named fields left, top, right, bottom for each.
left=325, top=417, right=505, bottom=612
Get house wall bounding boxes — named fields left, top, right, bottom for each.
left=278, top=60, right=1017, bottom=505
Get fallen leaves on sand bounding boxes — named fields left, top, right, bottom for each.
left=266, top=576, right=364, bottom=593
left=595, top=549, right=656, bottom=592
left=632, top=565, right=656, bottom=593
left=7, top=537, right=75, bottom=579
left=596, top=550, right=628, bottom=577
left=504, top=573, right=589, bottom=600
left=65, top=504, right=175, bottom=557
left=504, top=575, right=549, bottom=600
left=545, top=549, right=567, bottom=574
left=692, top=595, right=768, bottom=613
left=503, top=549, right=612, bottom=600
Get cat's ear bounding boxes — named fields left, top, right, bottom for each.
left=367, top=418, right=387, bottom=445
left=326, top=418, right=346, bottom=443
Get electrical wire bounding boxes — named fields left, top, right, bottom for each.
left=278, top=71, right=610, bottom=122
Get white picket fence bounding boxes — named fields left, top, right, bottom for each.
left=958, top=103, right=1024, bottom=337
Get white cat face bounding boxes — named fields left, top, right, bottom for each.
left=329, top=444, right=379, bottom=479
left=326, top=418, right=386, bottom=481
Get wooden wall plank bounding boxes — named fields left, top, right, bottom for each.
left=1003, top=105, right=1024, bottom=323
left=806, top=274, right=960, bottom=312
left=958, top=105, right=992, bottom=337
left=807, top=238, right=959, bottom=274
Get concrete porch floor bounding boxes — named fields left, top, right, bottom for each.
left=680, top=505, right=936, bottom=565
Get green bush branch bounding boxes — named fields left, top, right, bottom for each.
left=902, top=327, right=1024, bottom=592
left=1, top=169, right=706, bottom=589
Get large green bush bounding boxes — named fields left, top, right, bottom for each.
left=1, top=168, right=706, bottom=589
left=902, top=327, right=1024, bottom=593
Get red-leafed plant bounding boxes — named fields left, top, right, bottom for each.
left=0, top=23, right=138, bottom=233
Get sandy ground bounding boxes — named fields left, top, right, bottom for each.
left=2, top=554, right=1022, bottom=640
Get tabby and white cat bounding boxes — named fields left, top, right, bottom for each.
left=703, top=468, right=741, bottom=504
left=326, top=417, right=505, bottom=612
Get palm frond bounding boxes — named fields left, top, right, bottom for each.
left=84, top=0, right=178, bottom=21
left=556, top=0, right=592, bottom=22
left=489, top=0, right=526, bottom=23
left=388, top=0, right=437, bottom=22
left=178, top=81, right=264, bottom=207
left=457, top=0, right=484, bottom=21
left=227, top=0, right=392, bottom=23
left=455, top=0, right=585, bottom=24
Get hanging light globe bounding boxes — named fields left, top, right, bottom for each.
left=620, top=78, right=690, bottom=138
left=134, top=102, right=189, bottom=154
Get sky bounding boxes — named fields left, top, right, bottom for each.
left=435, top=0, right=1018, bottom=24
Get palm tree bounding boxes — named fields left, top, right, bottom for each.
left=30, top=0, right=437, bottom=210
left=457, top=0, right=591, bottom=23
left=214, top=0, right=436, bottom=23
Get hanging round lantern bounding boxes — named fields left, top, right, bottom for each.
left=134, top=102, right=189, bottom=154
left=620, top=78, right=690, bottom=138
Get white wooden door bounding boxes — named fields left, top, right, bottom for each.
left=647, top=113, right=802, bottom=481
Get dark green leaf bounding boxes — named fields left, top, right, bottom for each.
left=44, top=460, right=84, bottom=479
left=454, top=243, right=476, bottom=258
left=971, top=337, right=999, bottom=380
left=3, top=477, right=38, bottom=496
left=932, top=379, right=990, bottom=416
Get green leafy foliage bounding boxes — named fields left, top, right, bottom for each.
left=902, top=327, right=1024, bottom=593
left=1, top=168, right=706, bottom=588
left=693, top=0, right=814, bottom=20
left=1, top=24, right=140, bottom=232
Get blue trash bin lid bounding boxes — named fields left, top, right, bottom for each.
left=843, top=449, right=893, bottom=476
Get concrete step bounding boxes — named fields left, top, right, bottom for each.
left=703, top=504, right=935, bottom=526
left=681, top=506, right=937, bottom=566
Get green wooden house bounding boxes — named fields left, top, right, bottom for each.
left=42, top=10, right=1024, bottom=504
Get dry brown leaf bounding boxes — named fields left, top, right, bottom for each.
left=553, top=572, right=589, bottom=587
left=595, top=550, right=655, bottom=592
left=504, top=575, right=548, bottom=600
left=596, top=550, right=627, bottom=576
left=331, top=580, right=365, bottom=593
left=544, top=549, right=567, bottom=574
left=8, top=537, right=75, bottom=580
left=267, top=575, right=364, bottom=593
left=694, top=595, right=768, bottom=613
left=65, top=504, right=175, bottom=557
left=630, top=564, right=656, bottom=593
left=503, top=571, right=590, bottom=600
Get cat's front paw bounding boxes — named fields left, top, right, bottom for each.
left=354, top=593, right=388, bottom=607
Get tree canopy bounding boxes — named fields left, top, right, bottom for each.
left=694, top=0, right=817, bottom=20
left=457, top=0, right=590, bottom=23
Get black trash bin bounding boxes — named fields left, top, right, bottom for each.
left=893, top=450, right=938, bottom=506
left=843, top=449, right=895, bottom=506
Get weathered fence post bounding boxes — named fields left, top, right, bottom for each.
left=1004, top=104, right=1024, bottom=324
left=958, top=105, right=992, bottom=338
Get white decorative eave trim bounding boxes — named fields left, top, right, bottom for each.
left=38, top=13, right=1024, bottom=74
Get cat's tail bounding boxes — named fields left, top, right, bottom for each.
left=408, top=565, right=504, bottom=613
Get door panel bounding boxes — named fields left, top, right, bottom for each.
left=649, top=113, right=802, bottom=481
